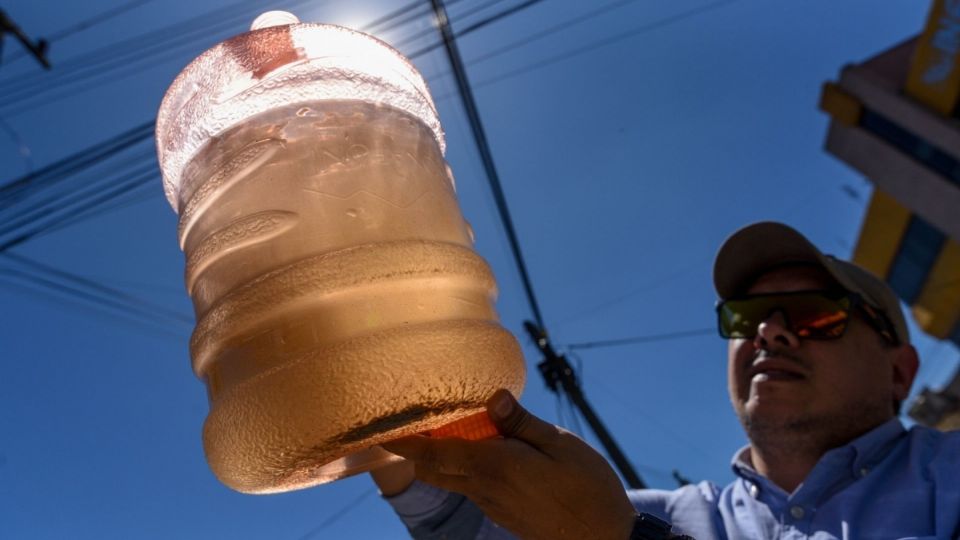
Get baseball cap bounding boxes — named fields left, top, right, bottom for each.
left=713, top=221, right=909, bottom=344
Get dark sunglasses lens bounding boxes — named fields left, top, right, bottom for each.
left=788, top=295, right=850, bottom=338
left=719, top=297, right=771, bottom=339
left=718, top=293, right=851, bottom=339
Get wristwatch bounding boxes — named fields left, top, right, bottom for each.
left=629, top=512, right=694, bottom=540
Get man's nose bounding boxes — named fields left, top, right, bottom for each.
left=753, top=310, right=801, bottom=350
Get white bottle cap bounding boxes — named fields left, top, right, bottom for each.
left=250, top=11, right=300, bottom=30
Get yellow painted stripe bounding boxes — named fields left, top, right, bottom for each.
left=906, top=0, right=960, bottom=115
left=912, top=238, right=960, bottom=338
left=852, top=189, right=912, bottom=279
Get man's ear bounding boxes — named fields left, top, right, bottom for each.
left=891, top=344, right=920, bottom=403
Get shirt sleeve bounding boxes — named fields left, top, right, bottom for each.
left=628, top=482, right=723, bottom=540
left=381, top=480, right=516, bottom=539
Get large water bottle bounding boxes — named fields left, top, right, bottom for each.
left=155, top=12, right=525, bottom=494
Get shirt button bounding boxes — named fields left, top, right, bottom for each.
left=749, top=484, right=759, bottom=498
left=790, top=506, right=805, bottom=519
left=859, top=467, right=869, bottom=478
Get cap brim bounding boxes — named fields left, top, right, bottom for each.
left=713, top=222, right=860, bottom=299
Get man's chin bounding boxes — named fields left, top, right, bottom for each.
left=738, top=399, right=815, bottom=432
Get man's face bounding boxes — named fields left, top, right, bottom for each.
left=727, top=265, right=909, bottom=444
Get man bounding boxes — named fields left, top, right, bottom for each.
left=371, top=221, right=960, bottom=539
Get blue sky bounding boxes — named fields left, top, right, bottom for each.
left=1, top=0, right=957, bottom=538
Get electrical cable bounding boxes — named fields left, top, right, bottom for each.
left=295, top=487, right=378, bottom=539
left=565, top=352, right=585, bottom=436
left=422, top=0, right=641, bottom=81
left=38, top=180, right=158, bottom=238
left=2, top=149, right=154, bottom=231
left=467, top=0, right=742, bottom=92
left=390, top=0, right=511, bottom=50
left=2, top=251, right=193, bottom=325
left=567, top=328, right=715, bottom=350
left=410, top=0, right=545, bottom=58
left=550, top=259, right=707, bottom=330
left=359, top=0, right=429, bottom=33
left=0, top=120, right=153, bottom=202
left=430, top=0, right=546, bottom=328
left=0, top=113, right=32, bottom=174
left=0, top=263, right=190, bottom=341
left=555, top=392, right=567, bottom=427
left=580, top=367, right=717, bottom=463
left=566, top=392, right=584, bottom=436
left=2, top=0, right=158, bottom=65
left=0, top=269, right=186, bottom=340
left=0, top=166, right=158, bottom=252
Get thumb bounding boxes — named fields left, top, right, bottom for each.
left=487, top=389, right=559, bottom=449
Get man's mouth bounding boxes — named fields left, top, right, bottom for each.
left=751, top=369, right=804, bottom=382
left=748, top=357, right=806, bottom=383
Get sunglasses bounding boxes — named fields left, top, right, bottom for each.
left=716, top=290, right=899, bottom=345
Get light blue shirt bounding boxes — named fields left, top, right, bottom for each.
left=384, top=419, right=960, bottom=539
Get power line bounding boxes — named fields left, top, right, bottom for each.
left=430, top=0, right=547, bottom=328
left=2, top=251, right=192, bottom=325
left=390, top=0, right=511, bottom=50
left=2, top=0, right=158, bottom=65
left=422, top=0, right=641, bottom=81
left=575, top=358, right=717, bottom=463
left=479, top=0, right=742, bottom=89
left=551, top=258, right=707, bottom=330
left=0, top=113, right=32, bottom=174
left=0, top=165, right=158, bottom=252
left=567, top=327, right=715, bottom=351
left=435, top=0, right=744, bottom=100
left=49, top=0, right=158, bottom=42
left=410, top=0, right=546, bottom=58
left=0, top=268, right=186, bottom=341
left=0, top=120, right=153, bottom=202
left=2, top=149, right=154, bottom=232
left=0, top=257, right=191, bottom=341
left=37, top=176, right=158, bottom=238
left=296, top=487, right=378, bottom=540
left=6, top=0, right=153, bottom=64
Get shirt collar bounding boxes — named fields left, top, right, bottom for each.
left=730, top=417, right=907, bottom=486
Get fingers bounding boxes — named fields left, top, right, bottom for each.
left=486, top=389, right=560, bottom=450
left=384, top=437, right=515, bottom=512
left=383, top=436, right=476, bottom=477
left=369, top=458, right=415, bottom=496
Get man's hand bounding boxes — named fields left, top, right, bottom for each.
left=382, top=390, right=636, bottom=540
left=370, top=459, right=415, bottom=496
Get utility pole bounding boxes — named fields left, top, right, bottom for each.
left=524, top=321, right=647, bottom=489
left=0, top=9, right=51, bottom=69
